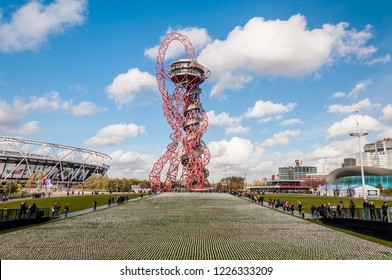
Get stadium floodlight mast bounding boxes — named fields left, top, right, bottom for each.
left=349, top=111, right=368, bottom=200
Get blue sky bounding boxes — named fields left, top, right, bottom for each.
left=1, top=0, right=391, bottom=183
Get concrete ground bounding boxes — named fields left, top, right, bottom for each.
left=0, top=192, right=391, bottom=260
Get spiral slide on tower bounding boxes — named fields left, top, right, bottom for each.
left=149, top=32, right=210, bottom=191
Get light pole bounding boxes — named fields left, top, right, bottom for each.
left=244, top=173, right=247, bottom=191
left=349, top=111, right=368, bottom=199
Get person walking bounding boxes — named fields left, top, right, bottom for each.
left=64, top=204, right=69, bottom=218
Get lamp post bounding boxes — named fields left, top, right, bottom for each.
left=350, top=131, right=368, bottom=199
left=243, top=173, right=247, bottom=191
left=350, top=111, right=368, bottom=199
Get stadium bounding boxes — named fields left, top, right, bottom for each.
left=325, top=166, right=392, bottom=189
left=0, top=136, right=111, bottom=189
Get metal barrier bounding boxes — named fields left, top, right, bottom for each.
left=317, top=207, right=391, bottom=223
left=0, top=208, right=50, bottom=221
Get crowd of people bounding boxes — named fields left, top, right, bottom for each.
left=0, top=201, right=43, bottom=221
left=51, top=203, right=61, bottom=218
left=230, top=191, right=389, bottom=222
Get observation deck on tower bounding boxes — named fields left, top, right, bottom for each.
left=168, top=58, right=208, bottom=84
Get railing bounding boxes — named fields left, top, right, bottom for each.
left=0, top=208, right=50, bottom=221
left=314, top=207, right=392, bottom=223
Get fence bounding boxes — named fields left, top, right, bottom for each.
left=0, top=208, right=50, bottom=222
left=317, top=207, right=392, bottom=223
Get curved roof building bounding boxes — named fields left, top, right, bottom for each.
left=325, top=166, right=392, bottom=189
left=0, top=136, right=111, bottom=187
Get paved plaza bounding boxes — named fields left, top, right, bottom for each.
left=1, top=192, right=392, bottom=260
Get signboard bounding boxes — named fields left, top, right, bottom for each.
left=367, top=190, right=378, bottom=196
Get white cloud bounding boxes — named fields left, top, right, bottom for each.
left=0, top=120, right=41, bottom=136
left=18, top=91, right=70, bottom=112
left=0, top=0, right=87, bottom=52
left=207, top=111, right=241, bottom=127
left=366, top=54, right=391, bottom=66
left=306, top=139, right=359, bottom=169
left=70, top=101, right=107, bottom=117
left=280, top=118, right=304, bottom=126
left=326, top=114, right=382, bottom=139
left=144, top=27, right=212, bottom=60
left=327, top=98, right=373, bottom=114
left=207, top=111, right=248, bottom=134
left=69, top=83, right=87, bottom=93
left=225, top=125, right=250, bottom=134
left=257, top=117, right=273, bottom=123
left=331, top=91, right=346, bottom=99
left=245, top=100, right=296, bottom=118
left=347, top=81, right=370, bottom=98
left=377, top=127, right=392, bottom=140
left=210, top=71, right=252, bottom=97
left=106, top=68, right=157, bottom=108
left=208, top=137, right=254, bottom=166
left=329, top=81, right=370, bottom=99
left=382, top=104, right=392, bottom=120
left=0, top=91, right=105, bottom=134
left=16, top=121, right=41, bottom=135
left=196, top=14, right=380, bottom=96
left=0, top=100, right=20, bottom=125
left=85, top=123, right=146, bottom=147
left=108, top=150, right=155, bottom=179
left=7, top=91, right=105, bottom=116
left=331, top=24, right=376, bottom=59
left=260, top=130, right=301, bottom=147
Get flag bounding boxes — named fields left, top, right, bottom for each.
left=14, top=168, right=24, bottom=175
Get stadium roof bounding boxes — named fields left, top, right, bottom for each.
left=325, top=166, right=392, bottom=184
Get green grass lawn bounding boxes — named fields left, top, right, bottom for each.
left=259, top=193, right=388, bottom=214
left=0, top=193, right=142, bottom=213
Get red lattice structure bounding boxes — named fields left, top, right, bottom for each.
left=149, top=32, right=210, bottom=191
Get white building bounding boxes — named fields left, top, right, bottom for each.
left=355, top=138, right=392, bottom=169
left=338, top=185, right=380, bottom=198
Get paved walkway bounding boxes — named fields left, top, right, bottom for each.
left=239, top=196, right=313, bottom=219
left=52, top=195, right=150, bottom=220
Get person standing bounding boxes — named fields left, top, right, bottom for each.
left=93, top=200, right=97, bottom=210
left=51, top=204, right=56, bottom=218
left=363, top=199, right=370, bottom=220
left=300, top=206, right=305, bottom=218
left=64, top=204, right=69, bottom=218
left=381, top=202, right=388, bottom=222
left=337, top=201, right=344, bottom=217
left=290, top=203, right=294, bottom=215
left=349, top=200, right=356, bottom=219
left=297, top=201, right=302, bottom=215
left=3, top=207, right=8, bottom=220
left=369, top=201, right=376, bottom=220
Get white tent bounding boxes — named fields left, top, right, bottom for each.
left=317, top=185, right=341, bottom=196
left=338, top=185, right=380, bottom=198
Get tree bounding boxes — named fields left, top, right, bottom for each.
left=3, top=182, right=18, bottom=195
left=218, top=176, right=245, bottom=190
left=83, top=174, right=106, bottom=190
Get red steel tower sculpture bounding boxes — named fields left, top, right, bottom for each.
left=149, top=32, right=210, bottom=191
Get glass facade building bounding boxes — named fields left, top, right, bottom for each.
left=278, top=160, right=318, bottom=180
left=333, top=175, right=392, bottom=189
left=326, top=166, right=392, bottom=190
